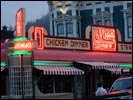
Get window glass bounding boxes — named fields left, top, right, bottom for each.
left=37, top=75, right=73, bottom=94
left=104, top=19, right=111, bottom=26
left=127, top=16, right=132, bottom=38
left=57, top=23, right=64, bottom=35
left=37, top=75, right=53, bottom=93
left=66, top=22, right=73, bottom=34
left=96, top=20, right=103, bottom=25
left=93, top=12, right=112, bottom=26
left=110, top=77, right=132, bottom=92
left=55, top=76, right=73, bottom=93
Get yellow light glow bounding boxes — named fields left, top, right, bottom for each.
left=59, top=8, right=68, bottom=14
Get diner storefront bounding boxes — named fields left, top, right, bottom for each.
left=31, top=25, right=132, bottom=99
left=1, top=25, right=132, bottom=99
left=33, top=49, right=131, bottom=99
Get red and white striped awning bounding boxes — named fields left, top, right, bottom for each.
left=77, top=61, right=120, bottom=69
left=76, top=61, right=122, bottom=74
left=35, top=66, right=84, bottom=75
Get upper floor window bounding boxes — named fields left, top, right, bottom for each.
left=127, top=15, right=132, bottom=38
left=66, top=22, right=73, bottom=34
left=57, top=5, right=62, bottom=8
left=104, top=19, right=111, bottom=26
left=105, top=1, right=111, bottom=3
left=96, top=20, right=103, bottom=25
left=86, top=3, right=92, bottom=6
left=57, top=23, right=64, bottom=35
left=95, top=2, right=101, bottom=4
left=92, top=11, right=112, bottom=26
left=122, top=6, right=132, bottom=41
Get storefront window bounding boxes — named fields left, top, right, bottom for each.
left=37, top=75, right=73, bottom=94
left=55, top=76, right=72, bottom=93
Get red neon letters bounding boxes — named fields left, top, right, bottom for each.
left=34, top=27, right=44, bottom=50
left=92, top=27, right=116, bottom=51
left=16, top=8, right=25, bottom=37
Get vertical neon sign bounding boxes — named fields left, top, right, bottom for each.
left=34, top=27, right=44, bottom=50
left=16, top=8, right=25, bottom=37
left=92, top=26, right=116, bottom=51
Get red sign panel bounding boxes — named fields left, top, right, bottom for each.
left=14, top=40, right=34, bottom=51
left=16, top=8, right=25, bottom=37
left=34, top=27, right=44, bottom=50
left=92, top=26, right=116, bottom=51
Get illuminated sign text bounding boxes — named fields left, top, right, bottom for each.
left=44, top=37, right=90, bottom=50
left=34, top=27, right=44, bottom=50
left=16, top=8, right=25, bottom=37
left=14, top=40, right=35, bottom=51
left=118, top=43, right=132, bottom=53
left=92, top=26, right=116, bottom=51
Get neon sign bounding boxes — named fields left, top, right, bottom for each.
left=14, top=40, right=34, bottom=51
left=16, top=8, right=25, bottom=37
left=92, top=27, right=116, bottom=51
left=34, top=27, right=44, bottom=50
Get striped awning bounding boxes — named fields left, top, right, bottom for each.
left=77, top=61, right=120, bottom=69
left=76, top=61, right=122, bottom=74
left=34, top=66, right=84, bottom=75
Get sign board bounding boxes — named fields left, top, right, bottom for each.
left=92, top=25, right=117, bottom=51
left=118, top=43, right=132, bottom=53
left=14, top=40, right=37, bottom=51
left=44, top=37, right=90, bottom=50
left=16, top=8, right=25, bottom=37
left=28, top=26, right=48, bottom=50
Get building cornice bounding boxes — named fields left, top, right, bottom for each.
left=53, top=14, right=81, bottom=21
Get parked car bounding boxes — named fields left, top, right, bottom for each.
left=107, top=75, right=132, bottom=99
left=89, top=70, right=132, bottom=99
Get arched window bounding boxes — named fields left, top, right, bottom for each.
left=92, top=11, right=112, bottom=26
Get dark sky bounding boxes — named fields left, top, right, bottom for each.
left=1, top=1, right=49, bottom=29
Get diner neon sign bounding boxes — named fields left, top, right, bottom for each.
left=92, top=27, right=116, bottom=51
left=34, top=27, right=44, bottom=50
left=14, top=40, right=34, bottom=51
left=16, top=8, right=25, bottom=37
